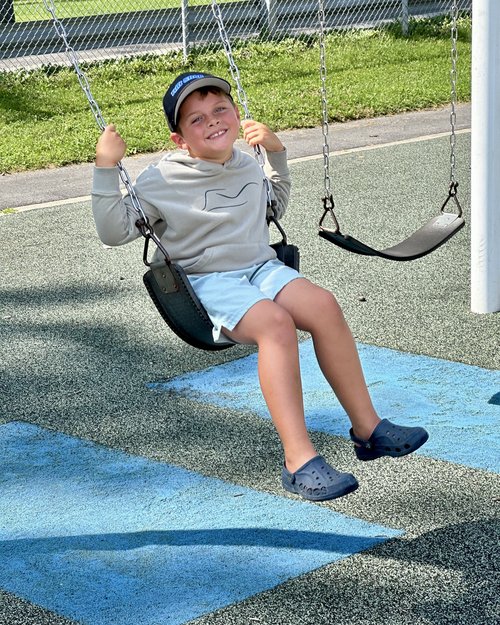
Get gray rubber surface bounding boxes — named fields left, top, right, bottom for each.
left=1, top=104, right=499, bottom=625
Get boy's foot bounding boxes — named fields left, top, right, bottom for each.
left=350, top=418, right=429, bottom=461
left=282, top=455, right=359, bottom=501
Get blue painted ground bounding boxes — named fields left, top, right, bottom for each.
left=149, top=341, right=500, bottom=474
left=0, top=421, right=401, bottom=625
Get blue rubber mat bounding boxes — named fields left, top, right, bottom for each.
left=0, top=421, right=401, bottom=625
left=149, top=341, right=500, bottom=474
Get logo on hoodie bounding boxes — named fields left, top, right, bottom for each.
left=203, top=182, right=259, bottom=212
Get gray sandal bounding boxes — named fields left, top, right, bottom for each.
left=282, top=455, right=359, bottom=501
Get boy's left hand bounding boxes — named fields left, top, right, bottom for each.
left=241, top=120, right=284, bottom=153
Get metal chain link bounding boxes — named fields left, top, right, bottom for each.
left=318, top=0, right=459, bottom=224
left=449, top=0, right=459, bottom=187
left=42, top=0, right=156, bottom=239
left=317, top=0, right=338, bottom=230
left=210, top=0, right=251, bottom=120
left=210, top=0, right=274, bottom=209
left=318, top=0, right=331, bottom=202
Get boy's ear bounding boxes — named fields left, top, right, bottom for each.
left=170, top=132, right=187, bottom=150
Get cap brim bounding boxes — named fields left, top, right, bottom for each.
left=173, top=77, right=231, bottom=129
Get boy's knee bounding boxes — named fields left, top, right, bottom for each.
left=264, top=305, right=297, bottom=344
left=308, top=287, right=346, bottom=328
left=316, top=287, right=342, bottom=314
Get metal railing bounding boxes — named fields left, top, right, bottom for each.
left=0, top=0, right=471, bottom=72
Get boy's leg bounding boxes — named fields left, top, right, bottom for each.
left=222, top=299, right=318, bottom=473
left=274, top=278, right=381, bottom=441
left=276, top=277, right=428, bottom=461
left=223, top=292, right=359, bottom=501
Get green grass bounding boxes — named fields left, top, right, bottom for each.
left=0, top=17, right=472, bottom=173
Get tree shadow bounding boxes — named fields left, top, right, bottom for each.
left=0, top=527, right=389, bottom=558
left=191, top=517, right=500, bottom=625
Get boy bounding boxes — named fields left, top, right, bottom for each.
left=92, top=72, right=428, bottom=502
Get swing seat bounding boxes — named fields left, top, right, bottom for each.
left=143, top=241, right=300, bottom=350
left=143, top=260, right=234, bottom=351
left=319, top=211, right=465, bottom=261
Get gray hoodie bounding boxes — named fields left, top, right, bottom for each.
left=91, top=147, right=291, bottom=274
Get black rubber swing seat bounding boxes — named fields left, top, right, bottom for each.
left=319, top=183, right=465, bottom=261
left=143, top=259, right=233, bottom=351
left=319, top=211, right=465, bottom=261
left=141, top=217, right=300, bottom=351
left=143, top=237, right=300, bottom=351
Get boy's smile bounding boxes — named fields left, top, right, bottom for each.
left=207, top=129, right=227, bottom=140
left=171, top=91, right=241, bottom=164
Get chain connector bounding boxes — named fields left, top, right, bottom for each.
left=135, top=217, right=151, bottom=238
left=319, top=194, right=340, bottom=233
left=440, top=181, right=463, bottom=217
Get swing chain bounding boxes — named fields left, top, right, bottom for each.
left=42, top=0, right=106, bottom=131
left=449, top=0, right=459, bottom=186
left=210, top=0, right=251, bottom=120
left=41, top=0, right=158, bottom=245
left=317, top=0, right=340, bottom=233
left=210, top=0, right=274, bottom=212
left=318, top=0, right=332, bottom=205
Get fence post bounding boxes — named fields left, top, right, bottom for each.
left=471, top=0, right=500, bottom=313
left=264, top=0, right=277, bottom=36
left=401, top=0, right=409, bottom=35
left=181, top=0, right=190, bottom=62
left=0, top=0, right=15, bottom=25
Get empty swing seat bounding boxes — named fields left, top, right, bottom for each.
left=320, top=211, right=465, bottom=261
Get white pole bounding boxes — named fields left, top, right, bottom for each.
left=471, top=0, right=500, bottom=313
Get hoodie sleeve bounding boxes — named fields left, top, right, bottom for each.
left=91, top=166, right=160, bottom=246
left=263, top=148, right=291, bottom=220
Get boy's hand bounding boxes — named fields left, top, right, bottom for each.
left=95, top=124, right=127, bottom=167
left=241, top=119, right=284, bottom=153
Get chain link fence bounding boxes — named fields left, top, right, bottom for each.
left=0, top=0, right=471, bottom=72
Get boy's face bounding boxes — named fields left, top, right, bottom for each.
left=171, top=90, right=241, bottom=164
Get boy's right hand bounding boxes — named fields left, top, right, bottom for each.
left=95, top=124, right=127, bottom=167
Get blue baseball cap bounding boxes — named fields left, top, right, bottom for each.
left=163, top=72, right=232, bottom=131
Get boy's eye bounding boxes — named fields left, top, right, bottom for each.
left=191, top=116, right=202, bottom=124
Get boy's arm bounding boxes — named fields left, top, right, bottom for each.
left=92, top=125, right=158, bottom=246
left=92, top=168, right=145, bottom=246
left=241, top=120, right=291, bottom=220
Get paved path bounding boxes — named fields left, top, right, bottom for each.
left=1, top=104, right=471, bottom=210
left=1, top=103, right=499, bottom=625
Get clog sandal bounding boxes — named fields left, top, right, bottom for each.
left=282, top=455, right=359, bottom=501
left=350, top=418, right=429, bottom=461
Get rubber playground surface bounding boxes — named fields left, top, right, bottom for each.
left=1, top=104, right=499, bottom=625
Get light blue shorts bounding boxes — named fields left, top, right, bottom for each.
left=188, top=259, right=303, bottom=344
